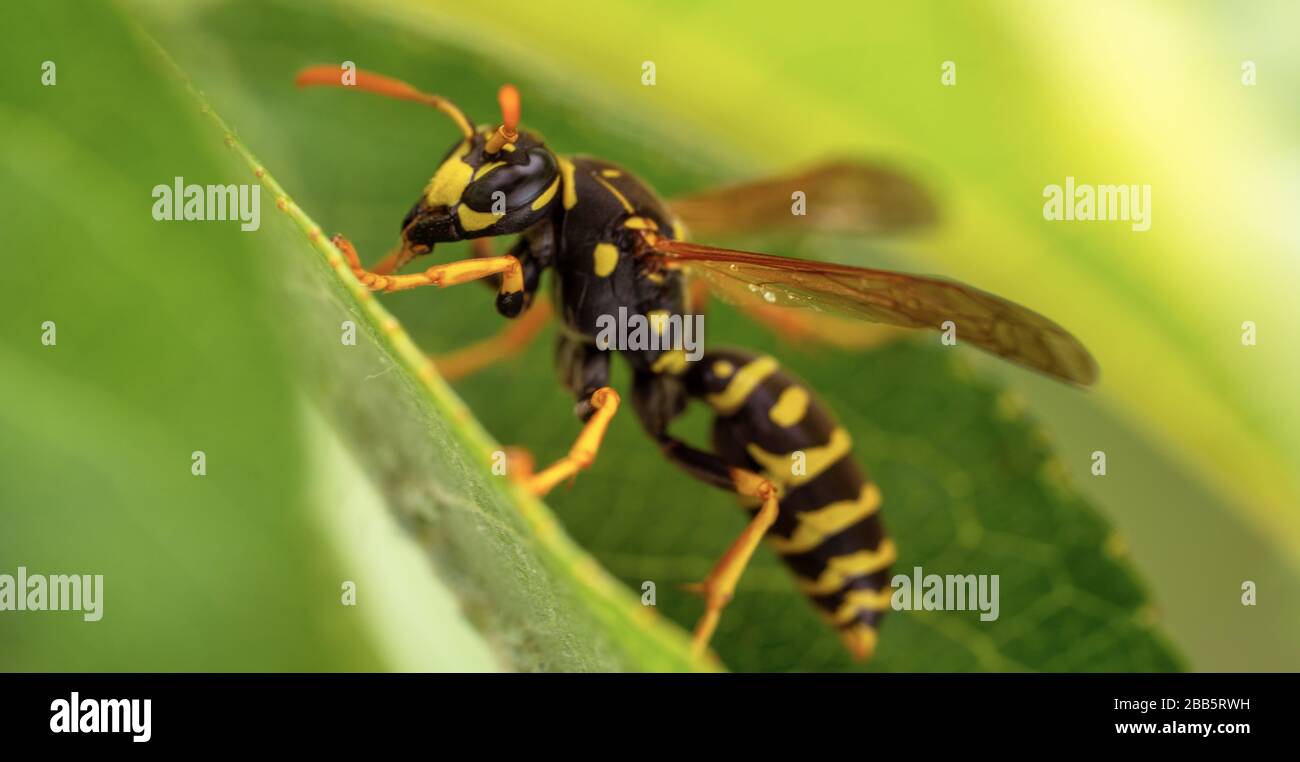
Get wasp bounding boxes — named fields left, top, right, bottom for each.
left=295, top=66, right=1098, bottom=663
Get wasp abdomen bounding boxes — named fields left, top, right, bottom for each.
left=696, top=349, right=893, bottom=661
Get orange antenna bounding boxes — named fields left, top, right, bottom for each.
left=294, top=66, right=474, bottom=138
left=485, top=84, right=521, bottom=154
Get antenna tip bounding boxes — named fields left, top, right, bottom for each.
left=498, top=84, right=520, bottom=133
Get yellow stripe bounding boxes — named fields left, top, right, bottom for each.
left=424, top=140, right=472, bottom=206
left=706, top=356, right=778, bottom=415
left=797, top=539, right=897, bottom=595
left=831, top=588, right=895, bottom=624
left=768, top=385, right=810, bottom=427
left=593, top=173, right=635, bottom=213
left=651, top=348, right=688, bottom=375
left=767, top=483, right=881, bottom=555
left=473, top=160, right=507, bottom=180
left=531, top=177, right=560, bottom=210
left=457, top=204, right=499, bottom=232
left=746, top=428, right=852, bottom=488
left=558, top=156, right=578, bottom=209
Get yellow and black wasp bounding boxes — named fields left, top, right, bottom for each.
left=295, top=66, right=1098, bottom=663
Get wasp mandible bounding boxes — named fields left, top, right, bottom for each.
left=295, top=67, right=1097, bottom=663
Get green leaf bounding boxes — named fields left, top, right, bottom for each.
left=0, top=1, right=386, bottom=670
left=1, top=1, right=700, bottom=672
left=128, top=1, right=1186, bottom=670
left=146, top=39, right=706, bottom=672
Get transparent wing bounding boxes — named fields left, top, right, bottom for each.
left=646, top=236, right=1098, bottom=385
left=668, top=160, right=937, bottom=237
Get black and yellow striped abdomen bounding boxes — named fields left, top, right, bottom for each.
left=695, top=349, right=894, bottom=660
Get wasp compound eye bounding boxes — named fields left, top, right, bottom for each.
left=462, top=148, right=558, bottom=213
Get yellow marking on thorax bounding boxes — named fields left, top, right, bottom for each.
left=648, top=310, right=671, bottom=334
left=593, top=172, right=635, bottom=213
left=457, top=205, right=499, bottom=232
left=706, top=356, right=778, bottom=415
left=592, top=242, right=619, bottom=276
left=651, top=348, right=689, bottom=375
left=532, top=177, right=560, bottom=210
left=712, top=360, right=734, bottom=378
left=473, top=161, right=507, bottom=181
left=501, top=143, right=516, bottom=153
left=746, top=428, right=852, bottom=488
left=798, top=539, right=898, bottom=595
left=623, top=216, right=659, bottom=231
left=424, top=141, right=473, bottom=206
left=557, top=156, right=578, bottom=209
left=767, top=483, right=881, bottom=555
left=600, top=168, right=622, bottom=178
left=768, top=385, right=810, bottom=428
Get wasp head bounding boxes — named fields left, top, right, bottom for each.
left=293, top=69, right=560, bottom=262
left=401, top=123, right=560, bottom=253
left=398, top=83, right=560, bottom=259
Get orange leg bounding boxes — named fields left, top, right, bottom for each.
left=685, top=470, right=780, bottom=658
left=515, top=387, right=620, bottom=496
left=332, top=234, right=523, bottom=295
left=373, top=237, right=494, bottom=276
left=503, top=447, right=536, bottom=482
left=432, top=299, right=553, bottom=381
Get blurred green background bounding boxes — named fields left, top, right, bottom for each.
left=1, top=0, right=1295, bottom=671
